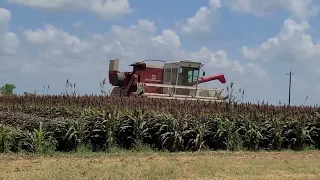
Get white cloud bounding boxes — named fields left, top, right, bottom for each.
left=189, top=48, right=268, bottom=86
left=209, top=0, right=222, bottom=9
left=178, top=1, right=221, bottom=38
left=241, top=18, right=320, bottom=63
left=152, top=29, right=181, bottom=48
left=7, top=24, right=96, bottom=90
left=0, top=8, right=19, bottom=55
left=7, top=0, right=132, bottom=19
left=224, top=0, right=319, bottom=19
left=177, top=0, right=319, bottom=39
left=24, top=24, right=89, bottom=60
left=239, top=17, right=320, bottom=104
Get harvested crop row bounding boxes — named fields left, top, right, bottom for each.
left=0, top=111, right=61, bottom=131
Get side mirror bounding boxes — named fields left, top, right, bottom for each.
left=203, top=71, right=206, bottom=76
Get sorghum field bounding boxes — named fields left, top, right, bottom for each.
left=1, top=94, right=320, bottom=179
left=0, top=94, right=320, bottom=153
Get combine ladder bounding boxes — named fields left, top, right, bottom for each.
left=123, top=74, right=134, bottom=96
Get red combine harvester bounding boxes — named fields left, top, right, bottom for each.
left=108, top=59, right=227, bottom=101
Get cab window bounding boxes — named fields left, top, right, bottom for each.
left=187, top=68, right=199, bottom=83
left=193, top=69, right=199, bottom=82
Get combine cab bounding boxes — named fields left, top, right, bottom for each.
left=108, top=59, right=227, bottom=101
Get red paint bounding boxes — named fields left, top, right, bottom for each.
left=198, top=73, right=226, bottom=84
left=133, top=66, right=164, bottom=94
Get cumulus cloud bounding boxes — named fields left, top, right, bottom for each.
left=152, top=29, right=182, bottom=48
left=189, top=48, right=268, bottom=87
left=18, top=24, right=98, bottom=82
left=241, top=18, right=320, bottom=63
left=0, top=8, right=19, bottom=55
left=239, top=17, right=320, bottom=104
left=24, top=24, right=89, bottom=59
left=209, top=0, right=223, bottom=9
left=7, top=0, right=132, bottom=19
left=177, top=0, right=319, bottom=39
left=178, top=0, right=221, bottom=38
left=224, top=0, right=319, bottom=20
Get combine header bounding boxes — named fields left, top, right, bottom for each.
left=108, top=59, right=227, bottom=101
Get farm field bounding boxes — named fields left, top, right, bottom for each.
left=0, top=95, right=320, bottom=153
left=0, top=94, right=320, bottom=179
left=0, top=150, right=320, bottom=180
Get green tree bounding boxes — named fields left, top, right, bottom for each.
left=0, top=83, right=16, bottom=95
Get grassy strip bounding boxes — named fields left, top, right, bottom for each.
left=0, top=150, right=319, bottom=180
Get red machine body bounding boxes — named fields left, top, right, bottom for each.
left=108, top=59, right=226, bottom=99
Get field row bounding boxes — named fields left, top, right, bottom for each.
left=1, top=95, right=320, bottom=154
left=0, top=95, right=319, bottom=118
left=0, top=103, right=320, bottom=153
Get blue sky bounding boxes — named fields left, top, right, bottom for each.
left=1, top=0, right=320, bottom=105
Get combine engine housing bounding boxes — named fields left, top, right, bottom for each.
left=108, top=59, right=227, bottom=101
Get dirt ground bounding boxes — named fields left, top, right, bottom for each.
left=0, top=150, right=319, bottom=180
